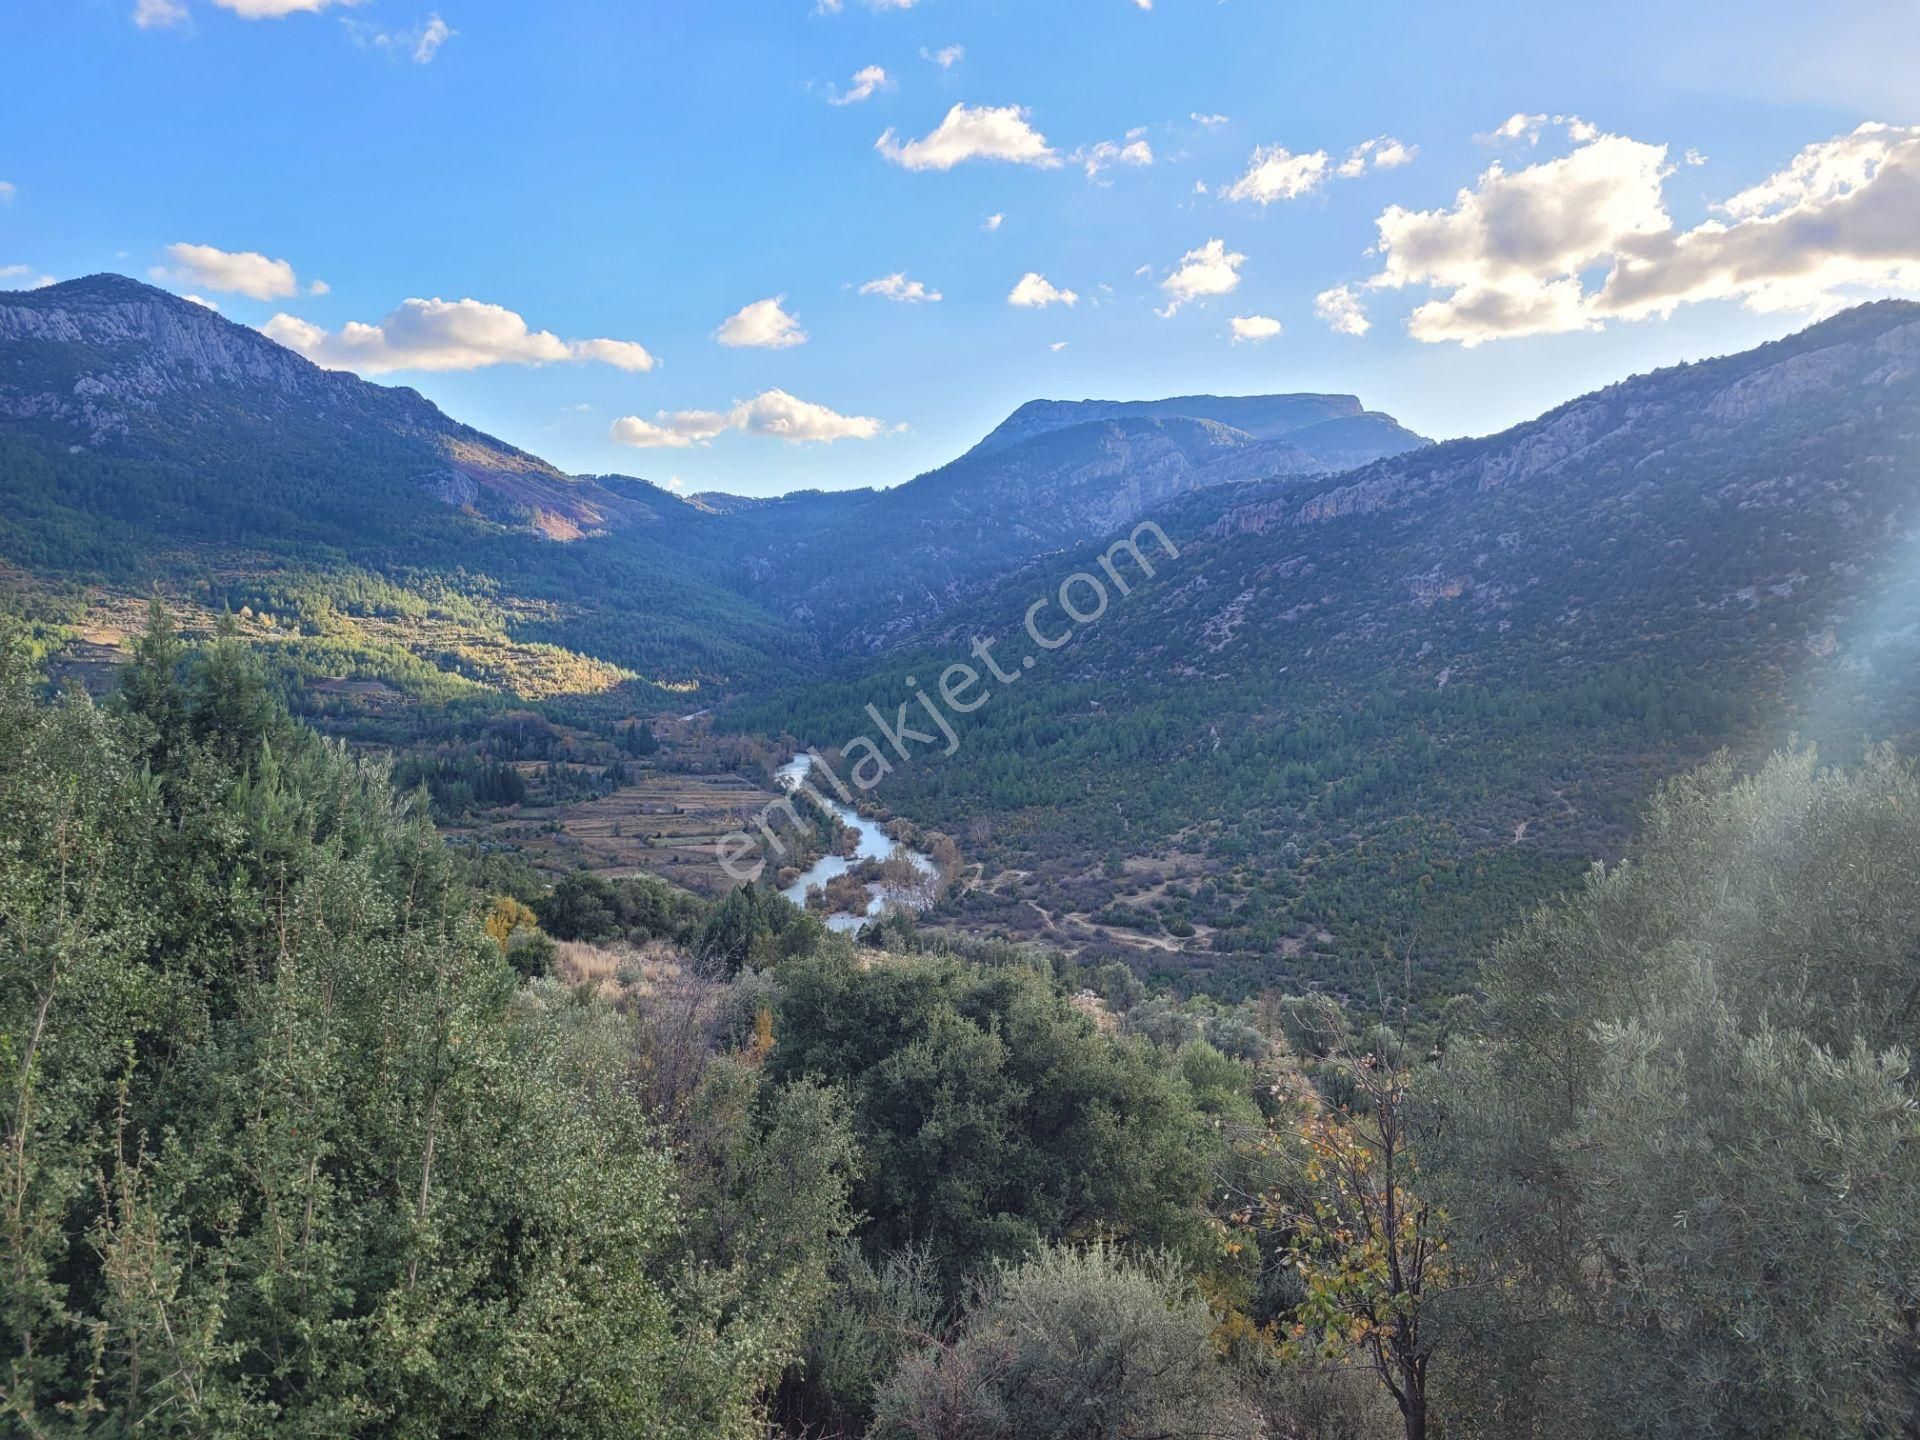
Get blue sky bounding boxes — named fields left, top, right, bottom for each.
left=4, top=0, right=1917, bottom=496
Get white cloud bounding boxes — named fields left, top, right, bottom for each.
left=1369, top=119, right=1920, bottom=345
left=0, top=182, right=15, bottom=205
left=921, top=44, right=963, bottom=68
left=1049, top=340, right=1069, bottom=351
left=1158, top=238, right=1245, bottom=314
left=1684, top=148, right=1708, bottom=167
left=1338, top=135, right=1417, bottom=176
left=1407, top=277, right=1596, bottom=345
left=610, top=416, right=697, bottom=449
left=570, top=337, right=659, bottom=370
left=1373, top=138, right=1417, bottom=169
left=412, top=13, right=453, bottom=62
left=612, top=389, right=885, bottom=448
left=308, top=278, right=330, bottom=296
left=1, top=265, right=57, bottom=290
left=1314, top=284, right=1371, bottom=336
left=860, top=272, right=942, bottom=302
left=1226, top=145, right=1329, bottom=203
left=983, top=212, right=1004, bottom=231
left=877, top=103, right=1060, bottom=171
left=1074, top=129, right=1154, bottom=181
left=1597, top=122, right=1920, bottom=320
left=212, top=0, right=359, bottom=16
left=134, top=0, right=188, bottom=27
left=1230, top=134, right=1413, bottom=201
left=344, top=12, right=456, bottom=63
left=183, top=293, right=219, bottom=309
left=715, top=295, right=807, bottom=348
left=1229, top=314, right=1282, bottom=343
left=263, top=296, right=656, bottom=374
left=1481, top=112, right=1598, bottom=147
left=1191, top=112, right=1229, bottom=129
left=1375, top=133, right=1670, bottom=293
left=154, top=242, right=307, bottom=300
left=739, top=389, right=886, bottom=442
left=1367, top=129, right=1670, bottom=344
left=1008, top=272, right=1078, bottom=308
left=829, top=64, right=891, bottom=106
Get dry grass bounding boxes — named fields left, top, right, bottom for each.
left=553, top=937, right=703, bottom=1008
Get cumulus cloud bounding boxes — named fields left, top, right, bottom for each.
left=860, top=272, right=942, bottom=302
left=715, top=296, right=807, bottom=348
left=1073, top=129, right=1154, bottom=181
left=921, top=44, right=963, bottom=68
left=262, top=296, right=656, bottom=374
left=829, top=64, right=891, bottom=105
left=983, top=212, right=1004, bottom=231
left=877, top=103, right=1060, bottom=171
left=1191, top=112, right=1229, bottom=128
left=1482, top=112, right=1599, bottom=147
left=1158, top=238, right=1245, bottom=315
left=1596, top=122, right=1920, bottom=320
left=612, top=389, right=885, bottom=448
left=610, top=416, right=697, bottom=449
left=1375, top=133, right=1669, bottom=293
left=153, top=242, right=307, bottom=300
left=1369, top=119, right=1920, bottom=345
left=1314, top=284, right=1371, bottom=336
left=1367, top=128, right=1669, bottom=344
left=1049, top=340, right=1069, bottom=351
left=1228, top=134, right=1414, bottom=202
left=134, top=0, right=188, bottom=27
left=1229, top=314, right=1282, bottom=343
left=1008, top=272, right=1078, bottom=308
left=0, top=182, right=15, bottom=205
left=1338, top=136, right=1417, bottom=177
left=1225, top=145, right=1329, bottom=203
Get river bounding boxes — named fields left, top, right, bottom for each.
left=773, top=753, right=939, bottom=932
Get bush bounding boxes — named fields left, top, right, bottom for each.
left=872, top=1244, right=1262, bottom=1440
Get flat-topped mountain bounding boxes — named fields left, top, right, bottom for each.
left=738, top=301, right=1920, bottom=994
left=967, top=391, right=1424, bottom=457
left=687, top=394, right=1429, bottom=651
left=0, top=274, right=1428, bottom=663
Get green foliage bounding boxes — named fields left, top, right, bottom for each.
left=1436, top=748, right=1920, bottom=1439
left=0, top=612, right=824, bottom=1437
left=537, top=867, right=707, bottom=948
left=766, top=947, right=1217, bottom=1290
left=731, top=305, right=1920, bottom=1007
left=871, top=1243, right=1262, bottom=1440
left=694, top=882, right=828, bottom=976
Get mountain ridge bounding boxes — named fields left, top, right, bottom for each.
left=732, top=298, right=1920, bottom=996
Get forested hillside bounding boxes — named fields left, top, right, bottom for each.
left=0, top=276, right=1423, bottom=705
left=735, top=301, right=1920, bottom=999
left=5, top=614, right=1914, bottom=1437
left=6, top=276, right=1919, bottom=1010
